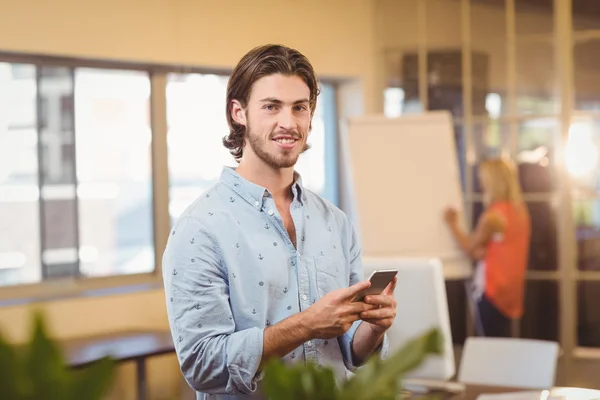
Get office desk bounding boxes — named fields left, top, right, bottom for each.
left=61, top=330, right=175, bottom=400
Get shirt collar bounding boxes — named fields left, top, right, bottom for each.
left=220, top=167, right=305, bottom=209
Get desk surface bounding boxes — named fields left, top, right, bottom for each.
left=59, top=330, right=174, bottom=367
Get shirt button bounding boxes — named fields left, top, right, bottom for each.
left=254, top=201, right=260, bottom=207
left=267, top=209, right=274, bottom=216
left=302, top=294, right=307, bottom=301
left=307, top=340, right=313, bottom=347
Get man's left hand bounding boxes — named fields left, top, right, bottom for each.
left=359, top=276, right=397, bottom=334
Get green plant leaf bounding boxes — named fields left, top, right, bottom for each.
left=68, top=356, right=117, bottom=400
left=261, top=329, right=444, bottom=400
left=340, top=328, right=444, bottom=400
left=0, top=310, right=118, bottom=400
left=310, top=365, right=338, bottom=400
left=0, top=333, right=23, bottom=399
left=262, top=359, right=296, bottom=399
left=24, top=309, right=71, bottom=400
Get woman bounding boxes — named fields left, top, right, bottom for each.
left=444, top=157, right=531, bottom=338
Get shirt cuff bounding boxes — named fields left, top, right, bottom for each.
left=339, top=320, right=362, bottom=371
left=226, top=327, right=265, bottom=394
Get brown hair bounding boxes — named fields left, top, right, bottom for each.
left=223, top=44, right=320, bottom=160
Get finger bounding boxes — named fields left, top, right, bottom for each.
left=360, top=308, right=396, bottom=320
left=340, top=280, right=371, bottom=300
left=345, top=302, right=378, bottom=315
left=364, top=294, right=394, bottom=307
left=346, top=314, right=361, bottom=323
left=381, top=276, right=397, bottom=296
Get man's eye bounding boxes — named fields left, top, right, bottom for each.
left=265, top=104, right=277, bottom=111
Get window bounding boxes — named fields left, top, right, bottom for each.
left=166, top=74, right=339, bottom=222
left=166, top=73, right=234, bottom=221
left=0, top=63, right=40, bottom=286
left=74, top=68, right=153, bottom=277
left=0, top=62, right=154, bottom=287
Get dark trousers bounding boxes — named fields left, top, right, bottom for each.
left=475, top=294, right=511, bottom=338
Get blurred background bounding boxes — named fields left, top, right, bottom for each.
left=1, top=0, right=600, bottom=397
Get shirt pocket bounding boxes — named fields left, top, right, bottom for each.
left=314, top=254, right=348, bottom=298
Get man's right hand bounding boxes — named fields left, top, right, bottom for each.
left=301, top=281, right=376, bottom=339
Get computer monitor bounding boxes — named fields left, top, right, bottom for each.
left=362, top=257, right=455, bottom=381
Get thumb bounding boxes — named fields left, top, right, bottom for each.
left=382, top=276, right=397, bottom=295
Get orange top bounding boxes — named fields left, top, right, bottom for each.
left=484, top=201, right=531, bottom=319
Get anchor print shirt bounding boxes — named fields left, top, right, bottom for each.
left=163, top=167, right=389, bottom=400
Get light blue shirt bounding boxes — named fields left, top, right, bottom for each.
left=163, top=167, right=388, bottom=400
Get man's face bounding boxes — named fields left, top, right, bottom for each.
left=235, top=73, right=312, bottom=169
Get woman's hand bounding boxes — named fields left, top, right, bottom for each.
left=444, top=207, right=459, bottom=226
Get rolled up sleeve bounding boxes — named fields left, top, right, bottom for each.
left=163, top=216, right=263, bottom=395
left=338, top=216, right=390, bottom=371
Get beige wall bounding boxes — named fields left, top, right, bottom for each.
left=0, top=1, right=384, bottom=398
left=0, top=0, right=382, bottom=112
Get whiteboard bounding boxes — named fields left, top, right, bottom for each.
left=344, top=111, right=471, bottom=279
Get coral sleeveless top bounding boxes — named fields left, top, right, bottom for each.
left=482, top=201, right=531, bottom=319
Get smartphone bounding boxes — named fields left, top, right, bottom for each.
left=351, top=269, right=398, bottom=303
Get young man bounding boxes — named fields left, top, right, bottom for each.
left=163, top=44, right=397, bottom=399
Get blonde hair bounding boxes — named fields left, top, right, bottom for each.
left=479, top=157, right=524, bottom=206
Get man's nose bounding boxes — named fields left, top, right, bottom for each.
left=278, top=108, right=295, bottom=131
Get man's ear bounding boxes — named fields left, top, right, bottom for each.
left=231, top=100, right=247, bottom=126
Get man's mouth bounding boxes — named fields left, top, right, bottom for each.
left=273, top=137, right=298, bottom=144
left=272, top=135, right=300, bottom=149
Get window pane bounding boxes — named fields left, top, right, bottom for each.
left=39, top=66, right=78, bottom=279
left=527, top=201, right=558, bottom=271
left=469, top=121, right=505, bottom=194
left=0, top=63, right=41, bottom=286
left=295, top=82, right=338, bottom=203
left=567, top=118, right=600, bottom=195
left=399, top=52, right=423, bottom=114
left=573, top=1, right=600, bottom=31
left=578, top=281, right=600, bottom=347
left=426, top=0, right=464, bottom=118
left=516, top=41, right=557, bottom=115
left=75, top=68, right=153, bottom=277
left=382, top=0, right=420, bottom=117
left=453, top=124, right=468, bottom=193
left=515, top=1, right=554, bottom=36
left=521, top=280, right=559, bottom=342
left=574, top=198, right=600, bottom=271
left=471, top=0, right=508, bottom=117
left=574, top=40, right=600, bottom=111
left=474, top=121, right=506, bottom=161
left=472, top=201, right=557, bottom=270
left=517, top=118, right=558, bottom=193
left=166, top=73, right=235, bottom=222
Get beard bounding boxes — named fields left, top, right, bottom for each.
left=246, top=121, right=310, bottom=169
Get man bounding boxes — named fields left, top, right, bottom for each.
left=163, top=44, right=397, bottom=399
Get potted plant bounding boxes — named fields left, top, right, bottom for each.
left=0, top=310, right=117, bottom=400
left=261, top=328, right=444, bottom=400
